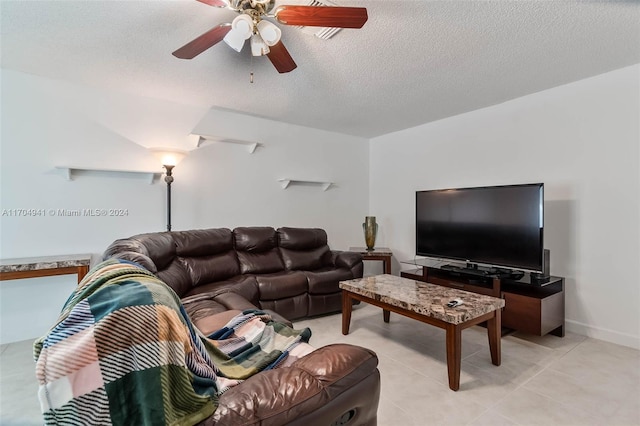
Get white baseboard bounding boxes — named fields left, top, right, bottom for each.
left=565, top=319, right=640, bottom=350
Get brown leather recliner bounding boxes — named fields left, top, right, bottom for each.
left=103, top=226, right=379, bottom=426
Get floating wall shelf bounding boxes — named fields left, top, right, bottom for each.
left=55, top=166, right=162, bottom=184
left=192, top=133, right=260, bottom=154
left=278, top=179, right=333, bottom=191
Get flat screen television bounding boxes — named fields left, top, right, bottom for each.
left=415, top=183, right=544, bottom=273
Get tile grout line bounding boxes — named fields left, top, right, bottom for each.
left=482, top=337, right=597, bottom=425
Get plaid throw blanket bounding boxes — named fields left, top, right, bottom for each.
left=34, top=259, right=313, bottom=425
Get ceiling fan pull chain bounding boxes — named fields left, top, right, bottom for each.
left=250, top=53, right=254, bottom=83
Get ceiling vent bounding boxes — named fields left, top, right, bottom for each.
left=295, top=0, right=342, bottom=40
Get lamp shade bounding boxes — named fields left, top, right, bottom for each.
left=250, top=33, right=270, bottom=56
left=224, top=14, right=254, bottom=52
left=149, top=148, right=188, bottom=167
left=232, top=14, right=253, bottom=39
left=256, top=20, right=281, bottom=47
left=223, top=29, right=247, bottom=52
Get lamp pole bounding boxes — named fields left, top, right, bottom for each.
left=163, top=164, right=175, bottom=232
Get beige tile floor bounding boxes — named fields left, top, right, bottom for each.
left=1, top=304, right=639, bottom=425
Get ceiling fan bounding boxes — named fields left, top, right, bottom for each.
left=172, top=0, right=368, bottom=73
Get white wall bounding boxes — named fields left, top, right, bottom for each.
left=370, top=65, right=640, bottom=349
left=0, top=69, right=369, bottom=343
left=3, top=66, right=637, bottom=348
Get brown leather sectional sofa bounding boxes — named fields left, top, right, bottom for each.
left=104, top=226, right=380, bottom=425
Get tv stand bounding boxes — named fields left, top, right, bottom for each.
left=400, top=262, right=564, bottom=337
left=440, top=264, right=499, bottom=277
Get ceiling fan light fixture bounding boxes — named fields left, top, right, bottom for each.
left=173, top=1, right=367, bottom=74
left=256, top=20, right=281, bottom=46
left=231, top=14, right=254, bottom=39
left=223, top=29, right=247, bottom=52
left=250, top=33, right=270, bottom=56
left=224, top=14, right=255, bottom=52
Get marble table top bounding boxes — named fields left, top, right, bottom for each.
left=340, top=274, right=504, bottom=325
left=0, top=254, right=92, bottom=273
left=349, top=247, right=393, bottom=256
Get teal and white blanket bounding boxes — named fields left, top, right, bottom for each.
left=34, top=259, right=314, bottom=425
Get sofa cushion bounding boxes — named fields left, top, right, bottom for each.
left=305, top=268, right=354, bottom=295
left=260, top=294, right=308, bottom=320
left=156, top=260, right=193, bottom=297
left=278, top=228, right=331, bottom=270
left=191, top=308, right=293, bottom=337
left=194, top=309, right=243, bottom=336
left=134, top=232, right=176, bottom=271
left=184, top=299, right=233, bottom=324
left=185, top=275, right=259, bottom=305
left=174, top=228, right=234, bottom=256
left=173, top=228, right=241, bottom=286
left=308, top=293, right=342, bottom=317
left=102, top=233, right=193, bottom=296
left=256, top=272, right=308, bottom=301
left=278, top=227, right=328, bottom=249
left=279, top=246, right=330, bottom=271
left=178, top=252, right=240, bottom=286
left=234, top=227, right=278, bottom=252
left=103, top=239, right=158, bottom=272
left=234, top=227, right=285, bottom=274
left=213, top=291, right=258, bottom=311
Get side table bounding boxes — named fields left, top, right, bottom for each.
left=0, top=254, right=92, bottom=284
left=349, top=247, right=393, bottom=274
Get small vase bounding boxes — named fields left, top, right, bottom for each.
left=362, top=216, right=378, bottom=251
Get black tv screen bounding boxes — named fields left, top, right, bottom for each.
left=416, top=183, right=544, bottom=272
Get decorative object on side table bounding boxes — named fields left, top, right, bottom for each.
left=362, top=216, right=378, bottom=251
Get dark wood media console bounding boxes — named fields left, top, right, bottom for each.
left=400, top=266, right=564, bottom=337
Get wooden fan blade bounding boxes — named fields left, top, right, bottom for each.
left=267, top=41, right=297, bottom=73
left=275, top=6, right=368, bottom=28
left=196, top=0, right=228, bottom=7
left=172, top=24, right=232, bottom=59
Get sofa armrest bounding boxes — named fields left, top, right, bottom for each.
left=205, top=344, right=379, bottom=425
left=291, top=343, right=378, bottom=391
left=331, top=250, right=363, bottom=270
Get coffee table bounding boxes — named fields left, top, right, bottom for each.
left=340, top=274, right=505, bottom=391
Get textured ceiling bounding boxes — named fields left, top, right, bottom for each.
left=1, top=0, right=638, bottom=138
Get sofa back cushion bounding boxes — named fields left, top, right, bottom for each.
left=277, top=227, right=331, bottom=271
left=234, top=227, right=285, bottom=274
left=173, top=229, right=241, bottom=287
left=103, top=232, right=193, bottom=297
left=103, top=238, right=158, bottom=273
left=133, top=232, right=176, bottom=271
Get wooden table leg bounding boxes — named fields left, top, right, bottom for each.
left=446, top=323, right=462, bottom=391
left=383, top=257, right=391, bottom=274
left=342, top=291, right=353, bottom=335
left=76, top=265, right=90, bottom=283
left=383, top=309, right=390, bottom=323
left=487, top=309, right=501, bottom=366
